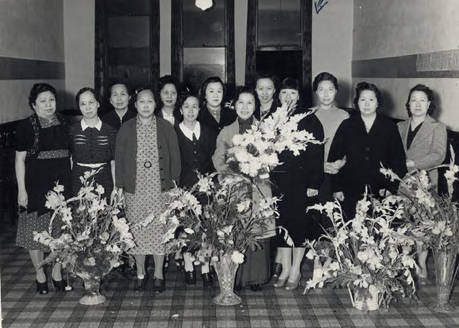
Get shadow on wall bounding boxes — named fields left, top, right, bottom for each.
left=431, top=89, right=443, bottom=122
left=380, top=89, right=397, bottom=118
left=335, top=80, right=352, bottom=110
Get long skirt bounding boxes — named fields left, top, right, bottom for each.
left=235, top=238, right=271, bottom=286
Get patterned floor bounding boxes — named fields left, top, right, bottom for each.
left=2, top=223, right=459, bottom=328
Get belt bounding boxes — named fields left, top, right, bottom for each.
left=75, top=162, right=108, bottom=168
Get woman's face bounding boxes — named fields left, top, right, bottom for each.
left=316, top=80, right=337, bottom=106
left=256, top=78, right=275, bottom=105
left=33, top=91, right=56, bottom=119
left=279, top=88, right=299, bottom=107
left=135, top=90, right=156, bottom=119
left=358, top=89, right=378, bottom=116
left=180, top=96, right=200, bottom=124
left=110, top=84, right=130, bottom=110
left=235, top=92, right=256, bottom=121
left=409, top=90, right=430, bottom=118
left=160, top=83, right=178, bottom=108
left=79, top=91, right=99, bottom=120
left=205, top=82, right=223, bottom=108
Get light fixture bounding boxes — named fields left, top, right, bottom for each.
left=195, top=0, right=213, bottom=11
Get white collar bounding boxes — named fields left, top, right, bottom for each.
left=81, top=118, right=102, bottom=131
left=179, top=121, right=201, bottom=141
left=162, top=109, right=175, bottom=125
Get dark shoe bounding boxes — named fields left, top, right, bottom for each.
left=36, top=280, right=48, bottom=294
left=201, top=273, right=213, bottom=287
left=249, top=284, right=262, bottom=292
left=234, top=283, right=242, bottom=292
left=152, top=278, right=165, bottom=293
left=164, top=257, right=170, bottom=273
left=272, top=263, right=282, bottom=279
left=122, top=266, right=138, bottom=281
left=134, top=277, right=147, bottom=291
left=184, top=271, right=196, bottom=285
left=52, top=279, right=65, bottom=292
left=175, top=259, right=185, bottom=272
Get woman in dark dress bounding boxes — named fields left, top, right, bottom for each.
left=102, top=82, right=136, bottom=131
left=198, top=76, right=236, bottom=134
left=155, top=75, right=181, bottom=127
left=328, top=82, right=407, bottom=219
left=69, top=87, right=116, bottom=200
left=15, top=83, right=72, bottom=294
left=175, top=92, right=216, bottom=286
left=271, top=78, right=324, bottom=291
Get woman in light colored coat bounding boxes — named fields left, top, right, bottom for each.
left=397, top=84, right=447, bottom=284
left=212, top=87, right=275, bottom=291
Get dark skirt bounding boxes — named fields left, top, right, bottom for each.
left=71, top=164, right=113, bottom=200
left=235, top=238, right=271, bottom=286
left=25, top=157, right=71, bottom=214
left=273, top=179, right=322, bottom=247
left=310, top=174, right=334, bottom=232
left=16, top=212, right=51, bottom=251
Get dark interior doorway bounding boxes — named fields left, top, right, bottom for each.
left=256, top=50, right=302, bottom=84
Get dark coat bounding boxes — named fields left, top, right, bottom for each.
left=175, top=123, right=216, bottom=188
left=115, top=116, right=181, bottom=193
left=101, top=108, right=137, bottom=131
left=198, top=105, right=237, bottom=134
left=328, top=113, right=407, bottom=218
left=271, top=108, right=325, bottom=246
left=254, top=99, right=278, bottom=121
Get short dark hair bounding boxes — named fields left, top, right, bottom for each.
left=28, top=83, right=57, bottom=110
left=178, top=92, right=200, bottom=110
left=312, top=72, right=339, bottom=92
left=133, top=87, right=157, bottom=104
left=199, top=76, right=225, bottom=107
left=353, top=82, right=382, bottom=111
left=156, top=75, right=180, bottom=116
left=75, top=87, right=99, bottom=108
left=279, top=77, right=299, bottom=92
left=405, top=84, right=436, bottom=117
left=235, top=86, right=256, bottom=103
left=255, top=73, right=278, bottom=88
left=109, top=82, right=130, bottom=96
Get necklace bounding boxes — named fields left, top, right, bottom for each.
left=138, top=117, right=155, bottom=169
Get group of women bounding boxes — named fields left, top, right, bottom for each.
left=15, top=71, right=447, bottom=295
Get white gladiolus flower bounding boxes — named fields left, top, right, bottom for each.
left=95, top=184, right=105, bottom=195
left=231, top=250, right=245, bottom=264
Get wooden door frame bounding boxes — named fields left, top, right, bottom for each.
left=94, top=0, right=160, bottom=99
left=171, top=0, right=235, bottom=94
left=245, top=0, right=312, bottom=104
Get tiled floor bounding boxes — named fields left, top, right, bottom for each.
left=2, top=222, right=459, bottom=328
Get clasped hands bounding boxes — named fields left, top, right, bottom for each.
left=324, top=157, right=346, bottom=175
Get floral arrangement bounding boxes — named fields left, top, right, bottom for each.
left=226, top=106, right=322, bottom=179
left=151, top=172, right=279, bottom=265
left=380, top=148, right=459, bottom=253
left=379, top=148, right=459, bottom=311
left=152, top=106, right=320, bottom=266
left=34, top=170, right=135, bottom=285
left=304, top=193, right=417, bottom=309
